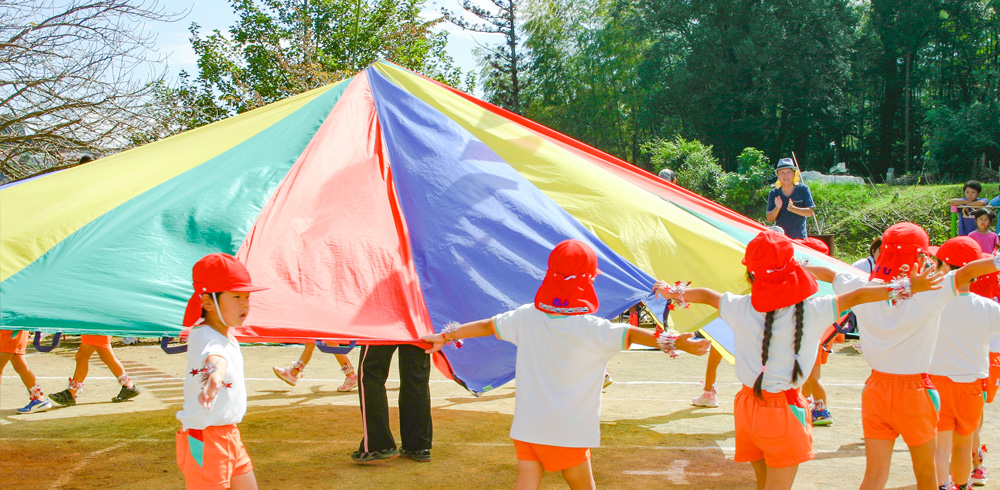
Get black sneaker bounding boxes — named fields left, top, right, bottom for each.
left=400, top=449, right=431, bottom=462
left=111, top=384, right=141, bottom=403
left=49, top=389, right=76, bottom=406
left=351, top=448, right=399, bottom=463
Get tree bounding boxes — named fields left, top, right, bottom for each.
left=0, top=0, right=179, bottom=181
left=180, top=0, right=468, bottom=120
left=444, top=0, right=525, bottom=113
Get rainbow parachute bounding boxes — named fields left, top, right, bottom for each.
left=0, top=61, right=850, bottom=392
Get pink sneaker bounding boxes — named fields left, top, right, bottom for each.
left=970, top=465, right=988, bottom=486
left=692, top=388, right=718, bottom=408
left=338, top=373, right=358, bottom=392
left=272, top=365, right=300, bottom=386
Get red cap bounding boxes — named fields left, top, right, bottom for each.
left=934, top=236, right=982, bottom=267
left=182, top=253, right=267, bottom=326
left=796, top=236, right=830, bottom=256
left=970, top=253, right=1000, bottom=301
left=742, top=231, right=818, bottom=312
left=870, top=223, right=929, bottom=282
left=534, top=239, right=600, bottom=315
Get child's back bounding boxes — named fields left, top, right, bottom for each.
left=930, top=293, right=1000, bottom=382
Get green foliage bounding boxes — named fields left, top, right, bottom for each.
left=723, top=148, right=772, bottom=218
left=924, top=102, right=1000, bottom=181
left=642, top=136, right=725, bottom=200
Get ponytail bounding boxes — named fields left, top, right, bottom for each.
left=790, top=302, right=805, bottom=383
left=753, top=310, right=776, bottom=399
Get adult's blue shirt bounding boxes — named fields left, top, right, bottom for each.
left=767, top=184, right=815, bottom=239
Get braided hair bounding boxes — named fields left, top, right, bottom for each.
left=753, top=301, right=806, bottom=399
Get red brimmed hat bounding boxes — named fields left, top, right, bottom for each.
left=933, top=236, right=982, bottom=267
left=970, top=253, right=1000, bottom=301
left=534, top=239, right=600, bottom=315
left=182, top=253, right=267, bottom=326
left=742, top=231, right=818, bottom=312
left=870, top=223, right=929, bottom=282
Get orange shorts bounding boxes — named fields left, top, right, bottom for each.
left=930, top=375, right=983, bottom=436
left=986, top=352, right=999, bottom=404
left=861, top=371, right=939, bottom=446
left=176, top=425, right=253, bottom=490
left=0, top=330, right=29, bottom=355
left=733, top=385, right=814, bottom=467
left=513, top=439, right=591, bottom=472
left=80, top=335, right=111, bottom=347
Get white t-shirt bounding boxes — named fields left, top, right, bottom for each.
left=833, top=272, right=958, bottom=374
left=493, top=304, right=629, bottom=448
left=852, top=256, right=875, bottom=274
left=718, top=293, right=839, bottom=391
left=991, top=333, right=1000, bottom=353
left=176, top=326, right=247, bottom=430
left=930, top=293, right=1000, bottom=382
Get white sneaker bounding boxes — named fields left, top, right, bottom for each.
left=338, top=374, right=358, bottom=392
left=692, top=389, right=718, bottom=407
left=272, top=366, right=299, bottom=386
left=603, top=372, right=614, bottom=389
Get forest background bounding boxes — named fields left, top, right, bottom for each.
left=3, top=0, right=999, bottom=261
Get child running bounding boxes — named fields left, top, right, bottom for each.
left=927, top=237, right=1000, bottom=490
left=805, top=222, right=1000, bottom=490
left=421, top=239, right=710, bottom=490
left=1, top=330, right=51, bottom=413
left=653, top=230, right=943, bottom=490
left=176, top=253, right=267, bottom=490
left=272, top=342, right=357, bottom=391
left=49, top=334, right=141, bottom=406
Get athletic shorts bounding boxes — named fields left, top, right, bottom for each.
left=176, top=425, right=253, bottom=490
left=513, top=439, right=590, bottom=472
left=987, top=352, right=1000, bottom=404
left=80, top=335, right=111, bottom=347
left=930, top=375, right=983, bottom=436
left=861, top=370, right=939, bottom=446
left=733, top=385, right=814, bottom=468
left=0, top=330, right=29, bottom=355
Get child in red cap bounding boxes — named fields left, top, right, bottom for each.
left=176, top=253, right=267, bottom=490
left=422, top=239, right=711, bottom=489
left=653, top=230, right=943, bottom=490
left=1, top=329, right=51, bottom=413
left=806, top=222, right=1000, bottom=490
left=926, top=237, right=1000, bottom=490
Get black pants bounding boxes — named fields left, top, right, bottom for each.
left=357, top=344, right=432, bottom=453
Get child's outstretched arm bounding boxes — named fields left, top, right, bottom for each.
left=956, top=255, right=1000, bottom=288
left=199, top=354, right=228, bottom=409
left=805, top=264, right=837, bottom=283
left=652, top=280, right=723, bottom=309
left=836, top=261, right=943, bottom=310
left=421, top=318, right=495, bottom=354
left=629, top=328, right=711, bottom=356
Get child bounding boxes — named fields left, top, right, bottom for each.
left=806, top=222, right=1000, bottom=490
left=951, top=181, right=988, bottom=237
left=421, top=239, right=710, bottom=489
left=1, top=330, right=51, bottom=413
left=49, top=334, right=141, bottom=406
left=176, top=253, right=267, bottom=490
left=927, top=237, right=1000, bottom=490
left=851, top=238, right=883, bottom=275
left=272, top=342, right=357, bottom=391
left=967, top=209, right=999, bottom=254
left=653, top=230, right=943, bottom=490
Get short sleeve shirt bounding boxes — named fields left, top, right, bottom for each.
left=833, top=272, right=958, bottom=374
left=958, top=198, right=988, bottom=236
left=718, top=293, right=839, bottom=391
left=176, top=326, right=247, bottom=430
left=930, top=293, right=1000, bottom=382
left=766, top=185, right=815, bottom=239
left=493, top=304, right=629, bottom=447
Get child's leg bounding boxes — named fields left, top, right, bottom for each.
left=8, top=354, right=38, bottom=389
left=0, top=351, right=10, bottom=373
left=750, top=460, right=767, bottom=490
left=229, top=469, right=259, bottom=490
left=514, top=459, right=544, bottom=490
left=70, top=343, right=99, bottom=393
left=95, top=345, right=131, bottom=384
left=936, top=429, right=953, bottom=487
left=859, top=438, right=896, bottom=490
left=300, top=342, right=315, bottom=366
left=802, top=359, right=827, bottom=403
left=560, top=459, right=596, bottom=490
left=335, top=352, right=358, bottom=392
left=906, top=438, right=938, bottom=490
left=704, top=346, right=722, bottom=390
left=971, top=411, right=983, bottom=467
left=951, top=431, right=974, bottom=487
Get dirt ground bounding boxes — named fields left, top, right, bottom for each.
left=1, top=337, right=997, bottom=489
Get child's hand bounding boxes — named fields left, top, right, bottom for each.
left=653, top=280, right=679, bottom=300
left=199, top=372, right=224, bottom=409
left=675, top=332, right=711, bottom=356
left=421, top=334, right=446, bottom=354
left=909, top=259, right=944, bottom=293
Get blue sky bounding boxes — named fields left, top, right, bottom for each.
left=145, top=0, right=491, bottom=87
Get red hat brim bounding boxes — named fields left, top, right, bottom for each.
left=534, top=274, right=599, bottom=315
left=750, top=262, right=819, bottom=312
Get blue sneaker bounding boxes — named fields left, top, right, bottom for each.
left=812, top=408, right=833, bottom=426
left=17, top=397, right=52, bottom=414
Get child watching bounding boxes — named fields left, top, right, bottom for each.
left=654, top=230, right=942, bottom=490
left=951, top=180, right=988, bottom=236
left=806, top=222, right=1000, bottom=490
left=968, top=209, right=999, bottom=254
left=927, top=237, right=1000, bottom=490
left=49, top=335, right=141, bottom=406
left=176, top=253, right=267, bottom=490
left=1, top=330, right=51, bottom=413
left=421, top=239, right=710, bottom=489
